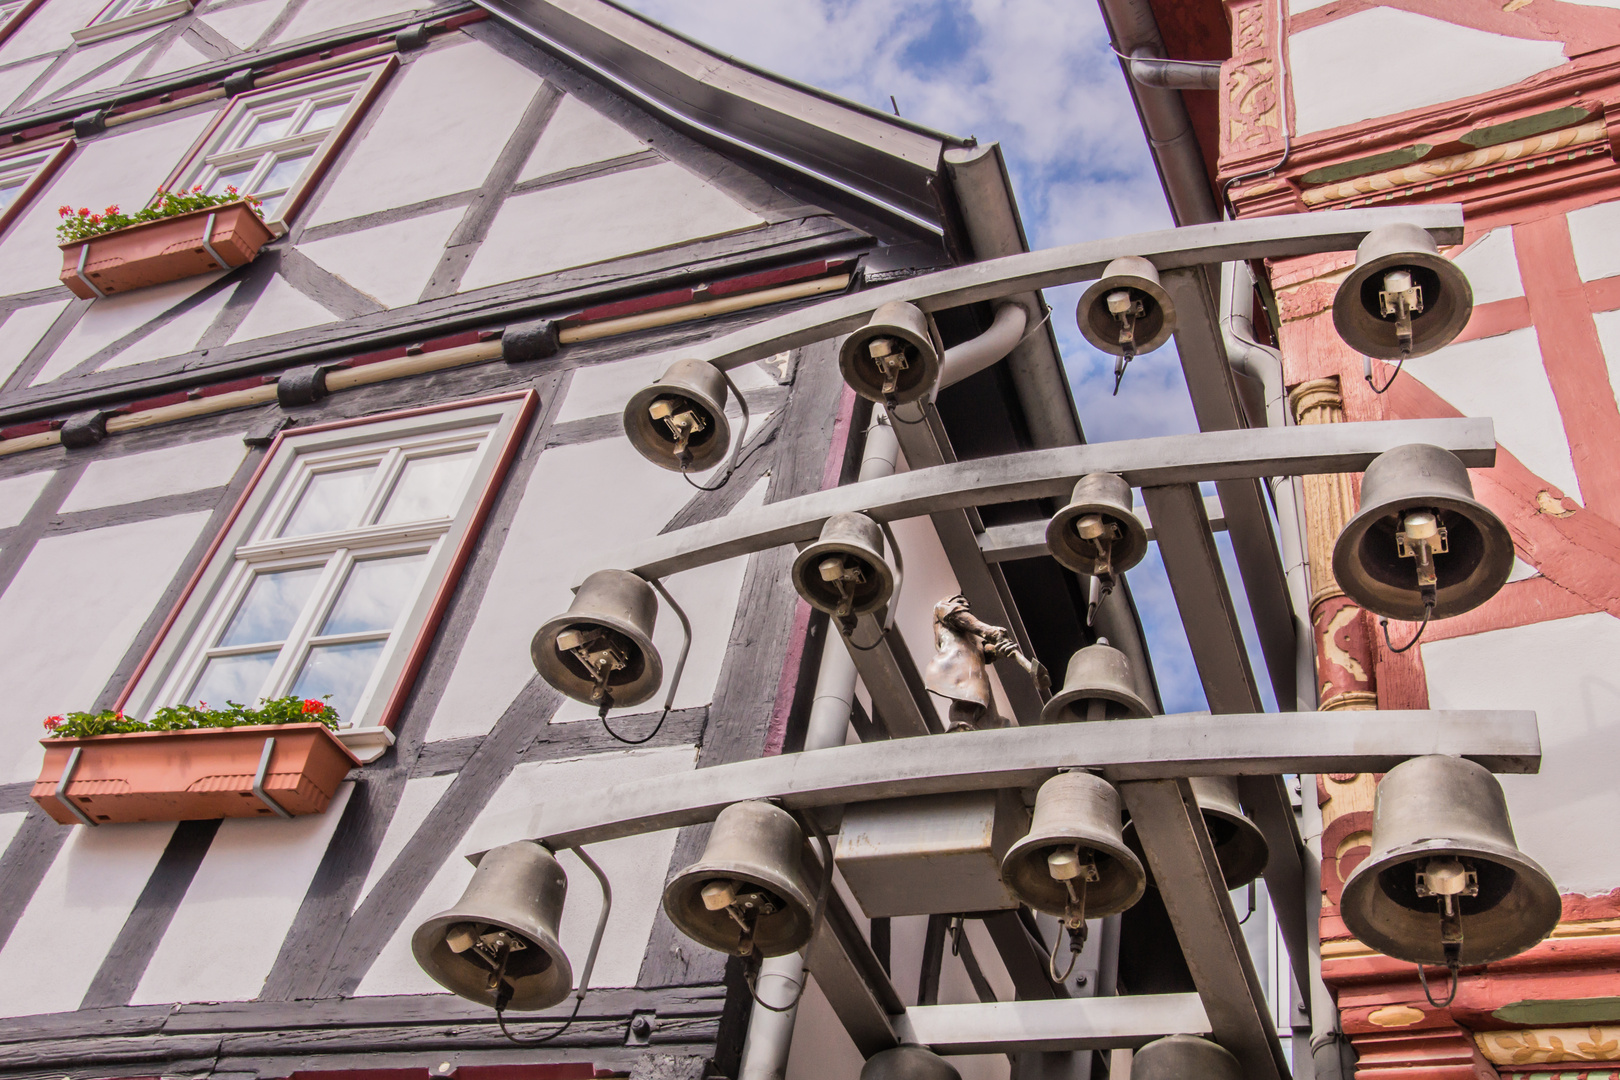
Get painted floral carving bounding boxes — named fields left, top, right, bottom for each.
left=1476, top=1027, right=1620, bottom=1065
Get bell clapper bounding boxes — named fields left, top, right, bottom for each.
left=701, top=877, right=784, bottom=959
left=1044, top=846, right=1096, bottom=982
left=556, top=626, right=629, bottom=706
left=1414, top=856, right=1476, bottom=1007
left=867, top=336, right=910, bottom=400
left=649, top=395, right=706, bottom=466
left=1378, top=268, right=1424, bottom=359
left=1105, top=289, right=1145, bottom=395
left=1382, top=510, right=1446, bottom=652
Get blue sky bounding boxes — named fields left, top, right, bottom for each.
left=623, top=0, right=1274, bottom=713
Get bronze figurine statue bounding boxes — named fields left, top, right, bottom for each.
left=924, top=593, right=1048, bottom=731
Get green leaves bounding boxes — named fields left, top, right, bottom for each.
left=55, top=187, right=266, bottom=244
left=43, top=696, right=339, bottom=738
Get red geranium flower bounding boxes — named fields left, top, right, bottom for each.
left=57, top=205, right=70, bottom=217
left=42, top=716, right=61, bottom=730
left=77, top=207, right=89, bottom=217
left=104, top=204, right=118, bottom=215
left=301, top=699, right=324, bottom=714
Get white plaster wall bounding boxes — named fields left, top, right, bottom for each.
left=142, top=35, right=211, bottom=80
left=0, top=820, right=176, bottom=1016
left=554, top=352, right=777, bottom=425
left=425, top=436, right=720, bottom=742
left=0, top=110, right=214, bottom=297
left=1568, top=199, right=1620, bottom=282
left=228, top=273, right=336, bottom=343
left=518, top=95, right=648, bottom=182
left=72, top=43, right=156, bottom=98
left=0, top=300, right=69, bottom=386
left=198, top=0, right=283, bottom=50
left=0, top=512, right=212, bottom=784
left=460, top=162, right=763, bottom=292
left=297, top=207, right=463, bottom=308
left=0, top=0, right=106, bottom=64
left=0, top=469, right=51, bottom=528
left=0, top=58, right=52, bottom=113
left=307, top=40, right=541, bottom=226
left=1403, top=327, right=1582, bottom=503
left=23, top=33, right=161, bottom=108
left=99, top=284, right=238, bottom=371
left=1584, top=307, right=1620, bottom=414
left=32, top=273, right=226, bottom=385
left=132, top=783, right=355, bottom=1004
left=355, top=745, right=697, bottom=996
left=1453, top=229, right=1523, bottom=306
left=1422, top=611, right=1620, bottom=893
left=354, top=772, right=455, bottom=906
left=61, top=433, right=246, bottom=512
left=0, top=810, right=26, bottom=858
left=274, top=0, right=433, bottom=44
left=1288, top=10, right=1566, bottom=135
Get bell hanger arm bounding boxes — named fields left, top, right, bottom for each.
left=461, top=707, right=1539, bottom=858
left=691, top=205, right=1464, bottom=372
left=576, top=416, right=1496, bottom=587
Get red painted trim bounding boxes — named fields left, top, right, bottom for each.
left=0, top=0, right=47, bottom=50
left=0, top=137, right=72, bottom=241
left=1511, top=214, right=1620, bottom=519
left=373, top=389, right=538, bottom=733
left=1451, top=295, right=1532, bottom=345
left=435, top=10, right=490, bottom=31
left=1419, top=574, right=1599, bottom=642
left=1287, top=0, right=1620, bottom=53
left=112, top=389, right=539, bottom=721
left=1585, top=273, right=1620, bottom=314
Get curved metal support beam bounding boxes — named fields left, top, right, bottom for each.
left=463, top=708, right=1538, bottom=857
left=694, top=205, right=1464, bottom=370
left=580, top=416, right=1495, bottom=586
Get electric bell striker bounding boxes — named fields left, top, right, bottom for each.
left=623, top=358, right=733, bottom=472
left=1040, top=639, right=1152, bottom=723
left=1132, top=1034, right=1243, bottom=1080
left=663, top=800, right=817, bottom=958
left=1001, top=772, right=1147, bottom=928
left=838, top=301, right=941, bottom=407
left=412, top=841, right=573, bottom=1011
left=861, top=1046, right=963, bottom=1080
left=1333, top=444, right=1513, bottom=621
left=1340, top=755, right=1559, bottom=969
left=1046, top=473, right=1148, bottom=586
left=1334, top=223, right=1473, bottom=360
left=1077, top=257, right=1176, bottom=392
left=790, top=512, right=896, bottom=630
left=531, top=569, right=663, bottom=710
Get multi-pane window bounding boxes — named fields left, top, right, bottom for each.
left=168, top=60, right=393, bottom=225
left=0, top=138, right=71, bottom=234
left=74, top=0, right=189, bottom=42
left=124, top=394, right=535, bottom=761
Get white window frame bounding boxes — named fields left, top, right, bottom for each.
left=120, top=392, right=537, bottom=762
left=73, top=0, right=191, bottom=44
left=0, top=136, right=71, bottom=236
left=166, top=57, right=396, bottom=231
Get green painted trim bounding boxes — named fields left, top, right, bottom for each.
left=1461, top=107, right=1591, bottom=149
left=1493, top=996, right=1620, bottom=1025
left=1301, top=145, right=1432, bottom=186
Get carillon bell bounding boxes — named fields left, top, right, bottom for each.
left=1332, top=444, right=1513, bottom=620
left=1001, top=772, right=1146, bottom=926
left=1124, top=776, right=1269, bottom=889
left=663, top=801, right=817, bottom=958
left=1340, top=755, right=1559, bottom=967
left=791, top=512, right=896, bottom=625
left=1132, top=1034, right=1242, bottom=1080
left=1077, top=257, right=1176, bottom=391
left=861, top=1046, right=962, bottom=1080
left=623, top=358, right=733, bottom=472
left=1040, top=639, right=1152, bottom=723
left=1333, top=223, right=1473, bottom=360
left=531, top=569, right=663, bottom=709
left=411, top=841, right=573, bottom=1011
left=839, top=301, right=941, bottom=406
left=1046, top=473, right=1148, bottom=582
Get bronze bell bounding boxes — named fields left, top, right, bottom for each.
left=1077, top=257, right=1176, bottom=359
left=623, top=358, right=733, bottom=472
left=1124, top=776, right=1269, bottom=889
left=1132, top=1034, right=1242, bottom=1080
left=1332, top=444, right=1513, bottom=620
left=1040, top=639, right=1153, bottom=723
left=531, top=569, right=663, bottom=709
left=1333, top=223, right=1473, bottom=360
left=791, top=512, right=896, bottom=622
left=411, top=841, right=573, bottom=1011
left=1001, top=772, right=1146, bottom=925
left=1046, top=473, right=1148, bottom=580
left=663, top=801, right=817, bottom=958
left=861, top=1046, right=962, bottom=1080
left=839, top=301, right=941, bottom=405
left=1340, top=755, right=1559, bottom=967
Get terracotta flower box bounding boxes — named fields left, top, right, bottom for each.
left=31, top=723, right=359, bottom=825
left=58, top=199, right=272, bottom=300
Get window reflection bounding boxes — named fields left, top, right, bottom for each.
left=320, top=554, right=426, bottom=636
left=189, top=652, right=276, bottom=708
left=291, top=640, right=386, bottom=720
left=378, top=451, right=475, bottom=524
left=280, top=465, right=374, bottom=537
left=218, top=566, right=321, bottom=647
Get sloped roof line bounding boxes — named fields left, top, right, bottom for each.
left=476, top=0, right=971, bottom=235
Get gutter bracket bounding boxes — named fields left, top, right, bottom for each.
left=276, top=363, right=344, bottom=408
left=222, top=69, right=255, bottom=97
left=59, top=409, right=114, bottom=449
left=501, top=319, right=561, bottom=363
left=252, top=737, right=294, bottom=819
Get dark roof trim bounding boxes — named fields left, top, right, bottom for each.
left=476, top=0, right=968, bottom=235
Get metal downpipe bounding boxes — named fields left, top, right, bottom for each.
left=936, top=302, right=1028, bottom=390
left=737, top=409, right=901, bottom=1080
